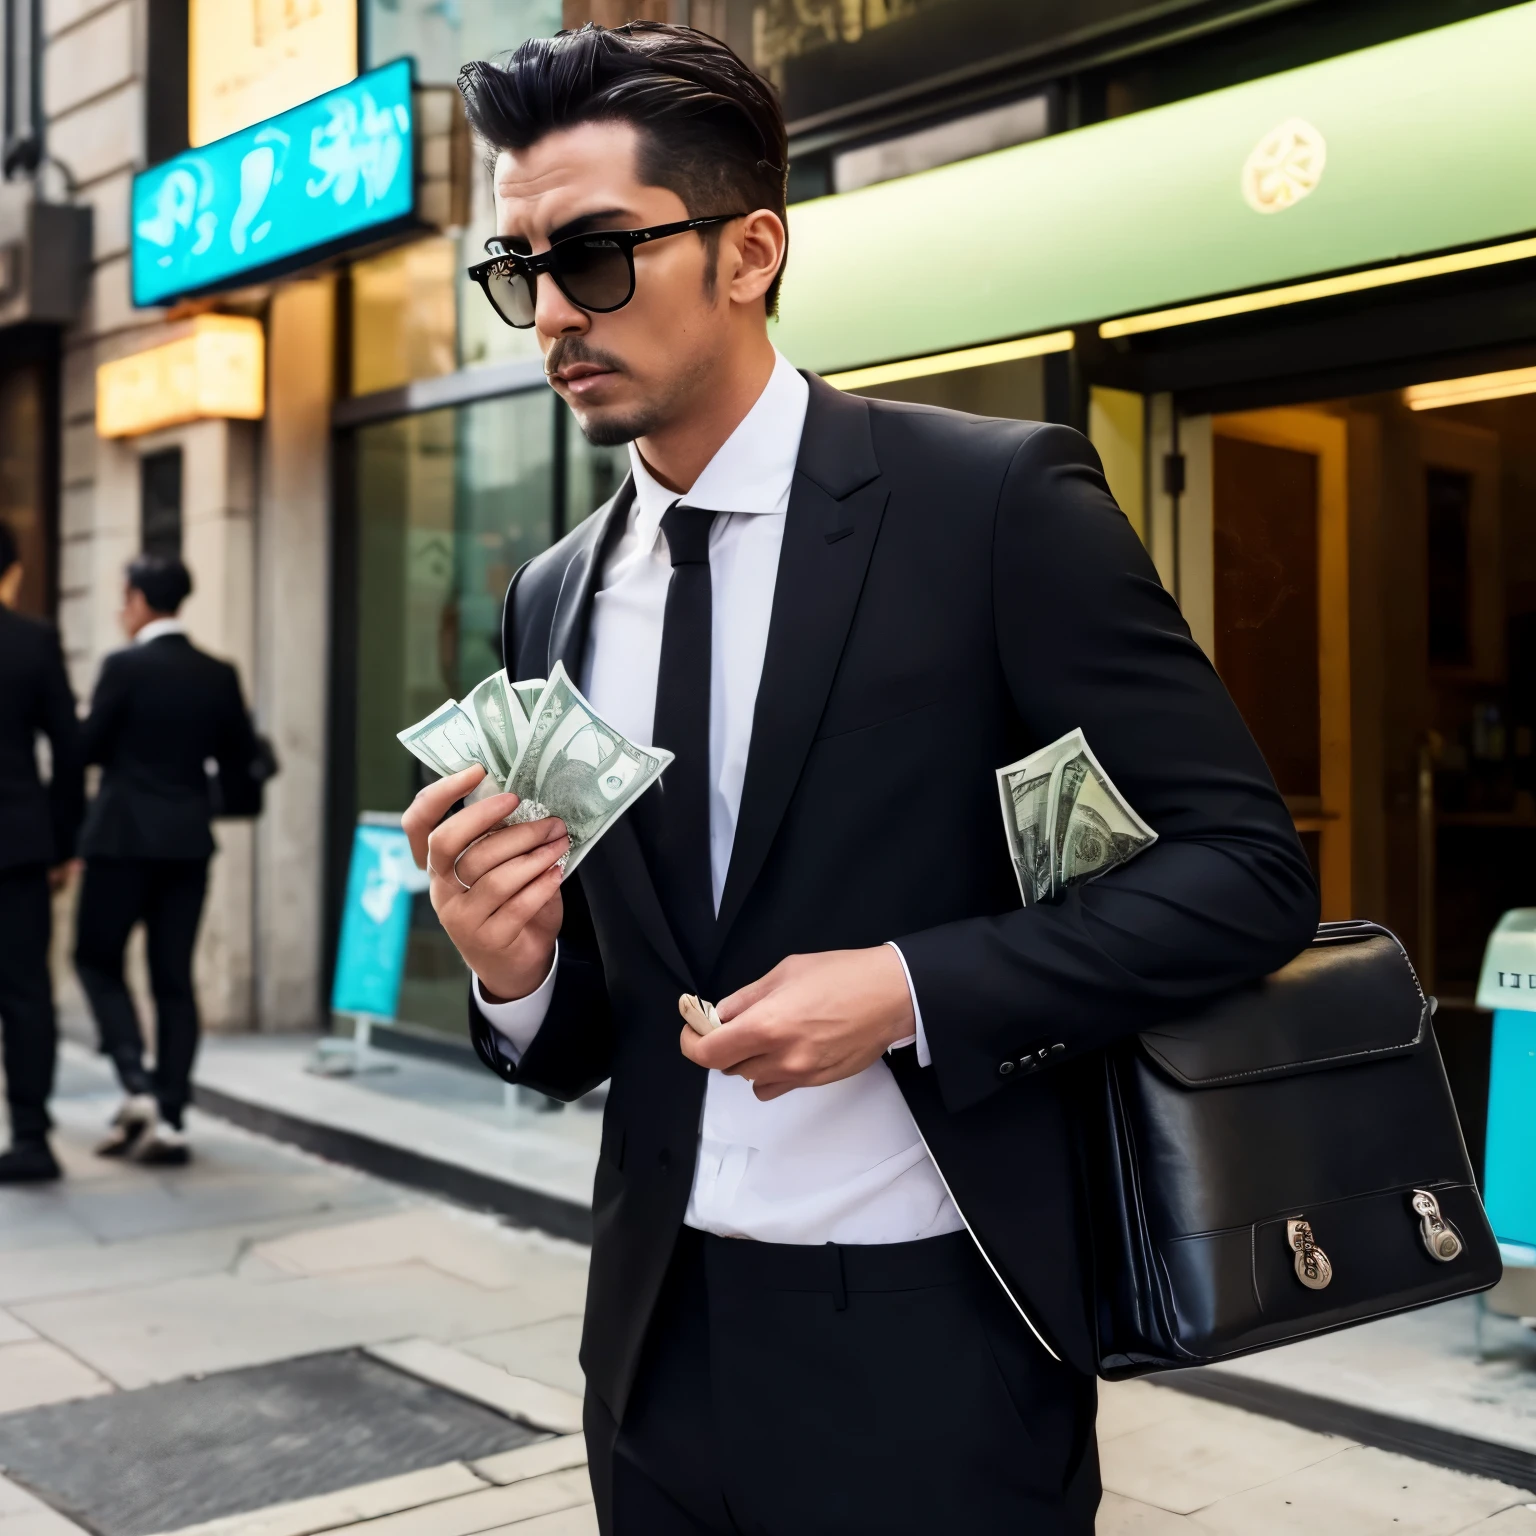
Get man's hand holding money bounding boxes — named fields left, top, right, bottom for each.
left=401, top=767, right=568, bottom=1004
left=679, top=947, right=915, bottom=1101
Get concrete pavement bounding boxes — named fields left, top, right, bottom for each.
left=0, top=1042, right=1533, bottom=1535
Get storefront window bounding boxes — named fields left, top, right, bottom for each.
left=0, top=363, right=50, bottom=617
left=348, top=389, right=625, bottom=1034
left=365, top=1, right=561, bottom=85
left=351, top=237, right=461, bottom=395
left=350, top=2, right=561, bottom=394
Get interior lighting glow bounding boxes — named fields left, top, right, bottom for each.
left=1098, top=235, right=1536, bottom=339
left=1404, top=365, right=1536, bottom=411
left=96, top=316, right=265, bottom=438
left=825, top=331, right=1076, bottom=391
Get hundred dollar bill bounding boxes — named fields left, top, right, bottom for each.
left=996, top=729, right=1156, bottom=905
left=504, top=661, right=671, bottom=876
left=997, top=758, right=1056, bottom=905
left=397, top=698, right=490, bottom=779
left=462, top=669, right=532, bottom=787
left=1050, top=741, right=1156, bottom=897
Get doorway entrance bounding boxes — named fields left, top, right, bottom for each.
left=1169, top=377, right=1535, bottom=1013
left=1210, top=409, right=1351, bottom=921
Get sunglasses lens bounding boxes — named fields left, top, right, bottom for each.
left=485, top=264, right=535, bottom=328
left=552, top=238, right=633, bottom=312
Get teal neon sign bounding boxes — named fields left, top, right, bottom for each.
left=132, top=59, right=416, bottom=308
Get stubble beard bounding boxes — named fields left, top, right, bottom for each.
left=548, top=336, right=716, bottom=449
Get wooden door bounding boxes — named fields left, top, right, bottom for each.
left=1211, top=409, right=1352, bottom=919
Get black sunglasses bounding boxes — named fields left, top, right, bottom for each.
left=466, top=215, right=746, bottom=329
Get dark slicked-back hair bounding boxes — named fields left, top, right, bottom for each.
left=126, top=554, right=192, bottom=615
left=0, top=520, right=17, bottom=578
left=458, top=23, right=789, bottom=313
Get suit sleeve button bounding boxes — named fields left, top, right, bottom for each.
left=657, top=1147, right=671, bottom=1170
left=998, top=1061, right=1016, bottom=1076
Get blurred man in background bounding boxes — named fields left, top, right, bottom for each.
left=0, top=521, right=84, bottom=1183
left=74, top=555, right=258, bottom=1166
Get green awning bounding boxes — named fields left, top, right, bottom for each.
left=772, top=2, right=1536, bottom=375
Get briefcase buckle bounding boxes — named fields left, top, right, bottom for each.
left=1411, top=1188, right=1464, bottom=1263
left=1286, top=1218, right=1333, bottom=1290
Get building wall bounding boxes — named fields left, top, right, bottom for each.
left=44, top=0, right=330, bottom=1033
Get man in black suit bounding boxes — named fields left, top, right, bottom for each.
left=404, top=25, right=1318, bottom=1535
left=0, top=523, right=84, bottom=1182
left=75, top=555, right=258, bottom=1166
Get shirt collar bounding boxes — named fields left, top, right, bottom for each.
left=627, top=350, right=810, bottom=548
left=135, top=618, right=185, bottom=645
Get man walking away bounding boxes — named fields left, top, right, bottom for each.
left=0, top=522, right=84, bottom=1183
left=75, top=555, right=259, bottom=1165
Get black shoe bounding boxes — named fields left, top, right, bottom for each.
left=0, top=1139, right=61, bottom=1183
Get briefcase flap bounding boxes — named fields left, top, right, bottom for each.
left=1136, top=926, right=1428, bottom=1089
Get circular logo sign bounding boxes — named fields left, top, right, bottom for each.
left=1241, top=118, right=1327, bottom=214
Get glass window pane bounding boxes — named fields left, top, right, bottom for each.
left=364, top=1, right=561, bottom=84
left=566, top=421, right=628, bottom=532
left=351, top=238, right=460, bottom=395
left=351, top=389, right=556, bottom=1034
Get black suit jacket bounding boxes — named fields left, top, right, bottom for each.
left=469, top=377, right=1319, bottom=1416
left=0, top=607, right=84, bottom=872
left=80, top=633, right=258, bottom=860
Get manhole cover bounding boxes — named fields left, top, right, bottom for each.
left=0, top=1349, right=546, bottom=1536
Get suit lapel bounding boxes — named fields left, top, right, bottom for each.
left=546, top=478, right=633, bottom=681
left=710, top=377, right=887, bottom=960
left=542, top=478, right=695, bottom=992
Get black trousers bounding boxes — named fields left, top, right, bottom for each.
left=0, top=865, right=57, bottom=1141
left=75, top=857, right=209, bottom=1128
left=587, top=1227, right=1100, bottom=1536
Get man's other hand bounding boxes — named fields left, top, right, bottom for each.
left=401, top=765, right=567, bottom=1003
left=679, top=947, right=916, bottom=1101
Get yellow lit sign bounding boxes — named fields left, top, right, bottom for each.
left=1098, top=233, right=1536, bottom=339
left=824, top=331, right=1076, bottom=392
left=1405, top=365, right=1536, bottom=411
left=189, top=0, right=358, bottom=147
left=97, top=317, right=266, bottom=438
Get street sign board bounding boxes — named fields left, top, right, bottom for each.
left=96, top=316, right=265, bottom=437
left=132, top=59, right=415, bottom=308
left=189, top=0, right=358, bottom=147
left=330, top=816, right=430, bottom=1021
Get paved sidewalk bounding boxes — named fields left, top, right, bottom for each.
left=1, top=1043, right=1533, bottom=1536
left=0, top=1045, right=596, bottom=1536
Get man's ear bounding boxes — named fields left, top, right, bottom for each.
left=729, top=210, right=786, bottom=309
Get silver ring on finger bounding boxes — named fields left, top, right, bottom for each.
left=451, top=847, right=475, bottom=893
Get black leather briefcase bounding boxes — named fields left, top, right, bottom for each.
left=1090, top=920, right=1502, bottom=1379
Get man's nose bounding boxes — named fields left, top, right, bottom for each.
left=534, top=271, right=589, bottom=337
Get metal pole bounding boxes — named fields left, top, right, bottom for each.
left=3, top=0, right=15, bottom=150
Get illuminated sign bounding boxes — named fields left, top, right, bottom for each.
left=190, top=0, right=358, bottom=148
left=133, top=60, right=415, bottom=309
left=96, top=317, right=266, bottom=438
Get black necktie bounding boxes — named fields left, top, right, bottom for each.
left=636, top=501, right=718, bottom=975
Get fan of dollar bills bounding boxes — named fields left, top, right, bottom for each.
left=397, top=661, right=672, bottom=877
left=996, top=729, right=1157, bottom=906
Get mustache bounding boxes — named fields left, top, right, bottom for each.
left=543, top=338, right=627, bottom=378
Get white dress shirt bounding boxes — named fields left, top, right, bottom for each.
left=134, top=618, right=186, bottom=644
left=477, top=351, right=961, bottom=1245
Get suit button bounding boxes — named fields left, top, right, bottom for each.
left=657, top=1147, right=671, bottom=1170
left=998, top=1061, right=1015, bottom=1076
